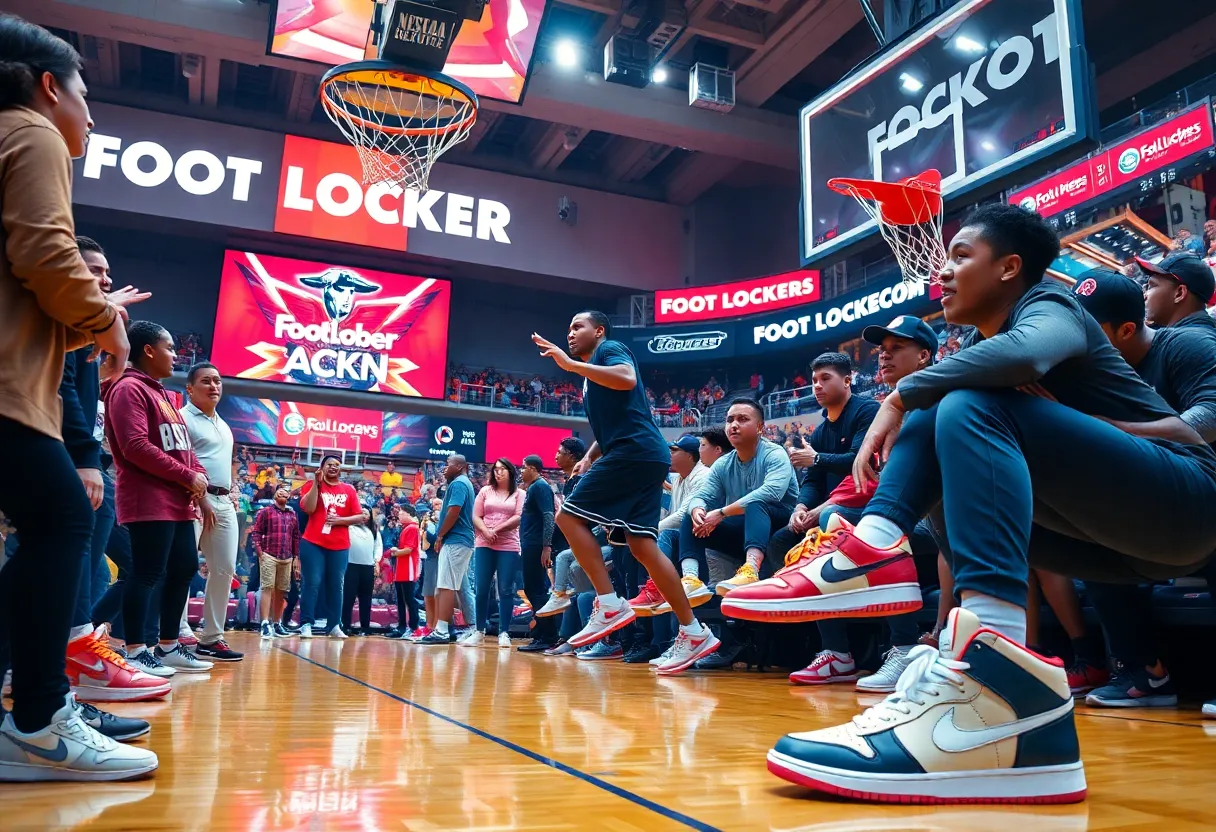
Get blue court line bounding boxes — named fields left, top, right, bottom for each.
left=281, top=647, right=725, bottom=832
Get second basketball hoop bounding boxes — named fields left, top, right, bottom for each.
left=827, top=169, right=946, bottom=286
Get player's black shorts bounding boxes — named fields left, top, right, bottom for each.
left=560, top=455, right=669, bottom=545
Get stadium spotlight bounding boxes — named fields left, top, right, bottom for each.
left=554, top=39, right=580, bottom=69
left=652, top=66, right=669, bottom=84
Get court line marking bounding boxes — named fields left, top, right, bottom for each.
left=280, top=647, right=725, bottom=832
left=1076, top=711, right=1213, bottom=729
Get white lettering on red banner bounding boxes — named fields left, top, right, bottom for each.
left=656, top=270, right=821, bottom=323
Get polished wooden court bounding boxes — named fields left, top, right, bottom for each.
left=6, top=631, right=1216, bottom=830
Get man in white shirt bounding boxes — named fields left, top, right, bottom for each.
left=180, top=363, right=243, bottom=662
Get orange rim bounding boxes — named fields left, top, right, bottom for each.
left=319, top=62, right=479, bottom=138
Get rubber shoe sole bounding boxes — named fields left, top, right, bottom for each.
left=721, top=584, right=922, bottom=623
left=567, top=606, right=637, bottom=648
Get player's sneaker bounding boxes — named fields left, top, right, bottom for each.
left=654, top=626, right=720, bottom=676
left=576, top=641, right=624, bottom=661
left=0, top=694, right=158, bottom=782
left=418, top=629, right=456, bottom=645
left=298, top=624, right=314, bottom=639
left=654, top=576, right=713, bottom=614
left=628, top=578, right=666, bottom=616
left=195, top=638, right=243, bottom=662
left=650, top=642, right=677, bottom=668
left=176, top=628, right=198, bottom=647
left=568, top=596, right=636, bottom=648
left=1084, top=660, right=1177, bottom=708
left=457, top=629, right=484, bottom=647
left=406, top=627, right=431, bottom=642
left=1065, top=658, right=1109, bottom=698
left=127, top=648, right=175, bottom=678
left=544, top=641, right=576, bottom=657
left=273, top=623, right=292, bottom=638
left=498, top=632, right=512, bottom=648
left=855, top=646, right=913, bottom=694
left=154, top=645, right=213, bottom=673
left=716, top=563, right=760, bottom=596
left=767, top=608, right=1087, bottom=804
left=789, top=651, right=860, bottom=686
left=260, top=622, right=274, bottom=640
left=77, top=702, right=150, bottom=742
left=67, top=630, right=171, bottom=703
left=534, top=591, right=572, bottom=618
left=327, top=625, right=348, bottom=640
left=1203, top=699, right=1216, bottom=718
left=721, top=515, right=921, bottom=622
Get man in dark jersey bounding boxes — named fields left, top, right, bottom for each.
left=533, top=312, right=720, bottom=675
left=1138, top=251, right=1216, bottom=332
left=759, top=204, right=1216, bottom=804
left=1074, top=269, right=1216, bottom=713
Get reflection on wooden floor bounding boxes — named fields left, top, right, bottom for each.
left=5, top=631, right=1216, bottom=830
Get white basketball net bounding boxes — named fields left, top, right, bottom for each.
left=322, top=75, right=476, bottom=193
left=840, top=187, right=946, bottom=286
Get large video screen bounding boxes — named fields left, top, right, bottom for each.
left=211, top=250, right=450, bottom=399
left=268, top=0, right=548, bottom=104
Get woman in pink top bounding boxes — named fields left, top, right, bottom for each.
left=464, top=458, right=525, bottom=647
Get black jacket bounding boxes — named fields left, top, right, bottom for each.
left=798, top=394, right=880, bottom=508
left=60, top=345, right=103, bottom=471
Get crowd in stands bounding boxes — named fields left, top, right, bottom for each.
left=646, top=377, right=726, bottom=426
left=446, top=365, right=583, bottom=412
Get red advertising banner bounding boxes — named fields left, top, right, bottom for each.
left=655, top=269, right=821, bottom=324
left=275, top=401, right=385, bottom=454
left=484, top=422, right=574, bottom=466
left=1010, top=104, right=1216, bottom=218
left=210, top=250, right=451, bottom=399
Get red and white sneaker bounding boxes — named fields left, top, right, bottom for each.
left=177, top=629, right=199, bottom=647
left=789, top=650, right=861, bottom=686
left=67, top=629, right=172, bottom=703
left=720, top=515, right=922, bottom=622
left=628, top=579, right=666, bottom=616
left=654, top=626, right=721, bottom=676
left=1065, top=658, right=1109, bottom=698
left=567, top=596, right=636, bottom=648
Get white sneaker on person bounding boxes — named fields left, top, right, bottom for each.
left=856, top=646, right=914, bottom=693
left=535, top=592, right=572, bottom=618
left=498, top=632, right=512, bottom=649
left=457, top=630, right=484, bottom=647
left=0, top=694, right=158, bottom=782
left=153, top=645, right=213, bottom=673
left=327, top=626, right=348, bottom=640
left=654, top=627, right=720, bottom=676
left=649, top=643, right=677, bottom=668
left=299, top=624, right=314, bottom=639
left=568, top=596, right=636, bottom=648
left=127, top=648, right=175, bottom=678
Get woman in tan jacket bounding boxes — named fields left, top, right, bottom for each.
left=0, top=15, right=155, bottom=782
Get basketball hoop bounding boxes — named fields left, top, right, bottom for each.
left=827, top=169, right=945, bottom=285
left=320, top=60, right=478, bottom=193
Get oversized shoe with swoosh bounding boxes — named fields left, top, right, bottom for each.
left=720, top=514, right=922, bottom=622
left=767, top=607, right=1086, bottom=804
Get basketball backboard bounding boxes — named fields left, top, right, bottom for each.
left=799, top=0, right=1093, bottom=268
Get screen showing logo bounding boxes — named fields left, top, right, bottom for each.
left=267, top=0, right=548, bottom=105
left=381, top=414, right=485, bottom=461
left=210, top=250, right=451, bottom=399
left=434, top=425, right=454, bottom=445
left=647, top=331, right=729, bottom=354
left=282, top=412, right=307, bottom=435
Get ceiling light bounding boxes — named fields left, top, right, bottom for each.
left=953, top=35, right=986, bottom=53
left=554, top=39, right=580, bottom=69
left=899, top=72, right=923, bottom=92
left=652, top=66, right=668, bottom=84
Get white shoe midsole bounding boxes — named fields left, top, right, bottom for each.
left=725, top=584, right=921, bottom=613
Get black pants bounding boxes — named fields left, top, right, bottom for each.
left=93, top=521, right=133, bottom=642
left=0, top=417, right=93, bottom=732
left=123, top=520, right=199, bottom=645
left=521, top=545, right=557, bottom=641
left=282, top=575, right=300, bottom=625
left=395, top=580, right=419, bottom=630
left=341, top=563, right=375, bottom=633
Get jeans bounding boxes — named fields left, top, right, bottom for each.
left=341, top=563, right=374, bottom=632
left=282, top=575, right=300, bottom=626
left=521, top=544, right=557, bottom=641
left=0, top=417, right=94, bottom=732
left=123, top=520, right=199, bottom=645
left=461, top=561, right=476, bottom=625
left=552, top=548, right=576, bottom=594
left=299, top=540, right=349, bottom=628
left=679, top=499, right=792, bottom=579
left=73, top=471, right=115, bottom=628
left=864, top=390, right=1216, bottom=607
left=474, top=547, right=519, bottom=633
left=196, top=495, right=239, bottom=642
left=394, top=580, right=419, bottom=630
left=94, top=521, right=134, bottom=641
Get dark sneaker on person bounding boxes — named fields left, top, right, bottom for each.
left=78, top=702, right=150, bottom=742
left=694, top=641, right=747, bottom=670
left=517, top=638, right=556, bottom=653
left=273, top=623, right=292, bottom=638
left=418, top=630, right=456, bottom=645
left=260, top=622, right=274, bottom=641
left=196, top=639, right=244, bottom=662
left=128, top=648, right=175, bottom=678
left=1085, top=660, right=1177, bottom=708
left=1065, top=657, right=1110, bottom=698
left=624, top=643, right=663, bottom=664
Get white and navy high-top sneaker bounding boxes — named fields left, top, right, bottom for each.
left=767, top=607, right=1086, bottom=804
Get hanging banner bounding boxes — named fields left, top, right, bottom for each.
left=654, top=269, right=821, bottom=324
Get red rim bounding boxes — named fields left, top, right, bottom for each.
left=828, top=169, right=943, bottom=226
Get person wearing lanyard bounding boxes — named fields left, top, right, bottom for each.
left=179, top=363, right=244, bottom=662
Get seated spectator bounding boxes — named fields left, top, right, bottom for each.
left=379, top=461, right=403, bottom=494
left=679, top=399, right=799, bottom=603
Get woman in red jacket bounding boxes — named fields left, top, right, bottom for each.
left=104, top=321, right=213, bottom=677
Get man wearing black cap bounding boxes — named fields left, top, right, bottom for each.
left=1137, top=252, right=1216, bottom=332
left=1074, top=267, right=1216, bottom=710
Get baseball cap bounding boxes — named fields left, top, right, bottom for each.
left=862, top=315, right=938, bottom=359
left=669, top=434, right=701, bottom=457
left=1134, top=251, right=1216, bottom=304
left=1072, top=268, right=1145, bottom=327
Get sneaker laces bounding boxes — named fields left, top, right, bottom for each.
left=643, top=577, right=660, bottom=597
left=667, top=631, right=691, bottom=657
left=730, top=564, right=758, bottom=583
left=133, top=650, right=163, bottom=669
left=85, top=636, right=137, bottom=672
left=854, top=645, right=968, bottom=729
left=874, top=646, right=909, bottom=676
left=783, top=529, right=842, bottom=569
left=59, top=707, right=118, bottom=752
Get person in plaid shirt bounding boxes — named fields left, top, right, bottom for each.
left=253, top=484, right=300, bottom=639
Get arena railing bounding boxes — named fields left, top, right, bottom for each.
left=455, top=383, right=585, bottom=417
left=652, top=406, right=702, bottom=429
left=763, top=385, right=817, bottom=420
